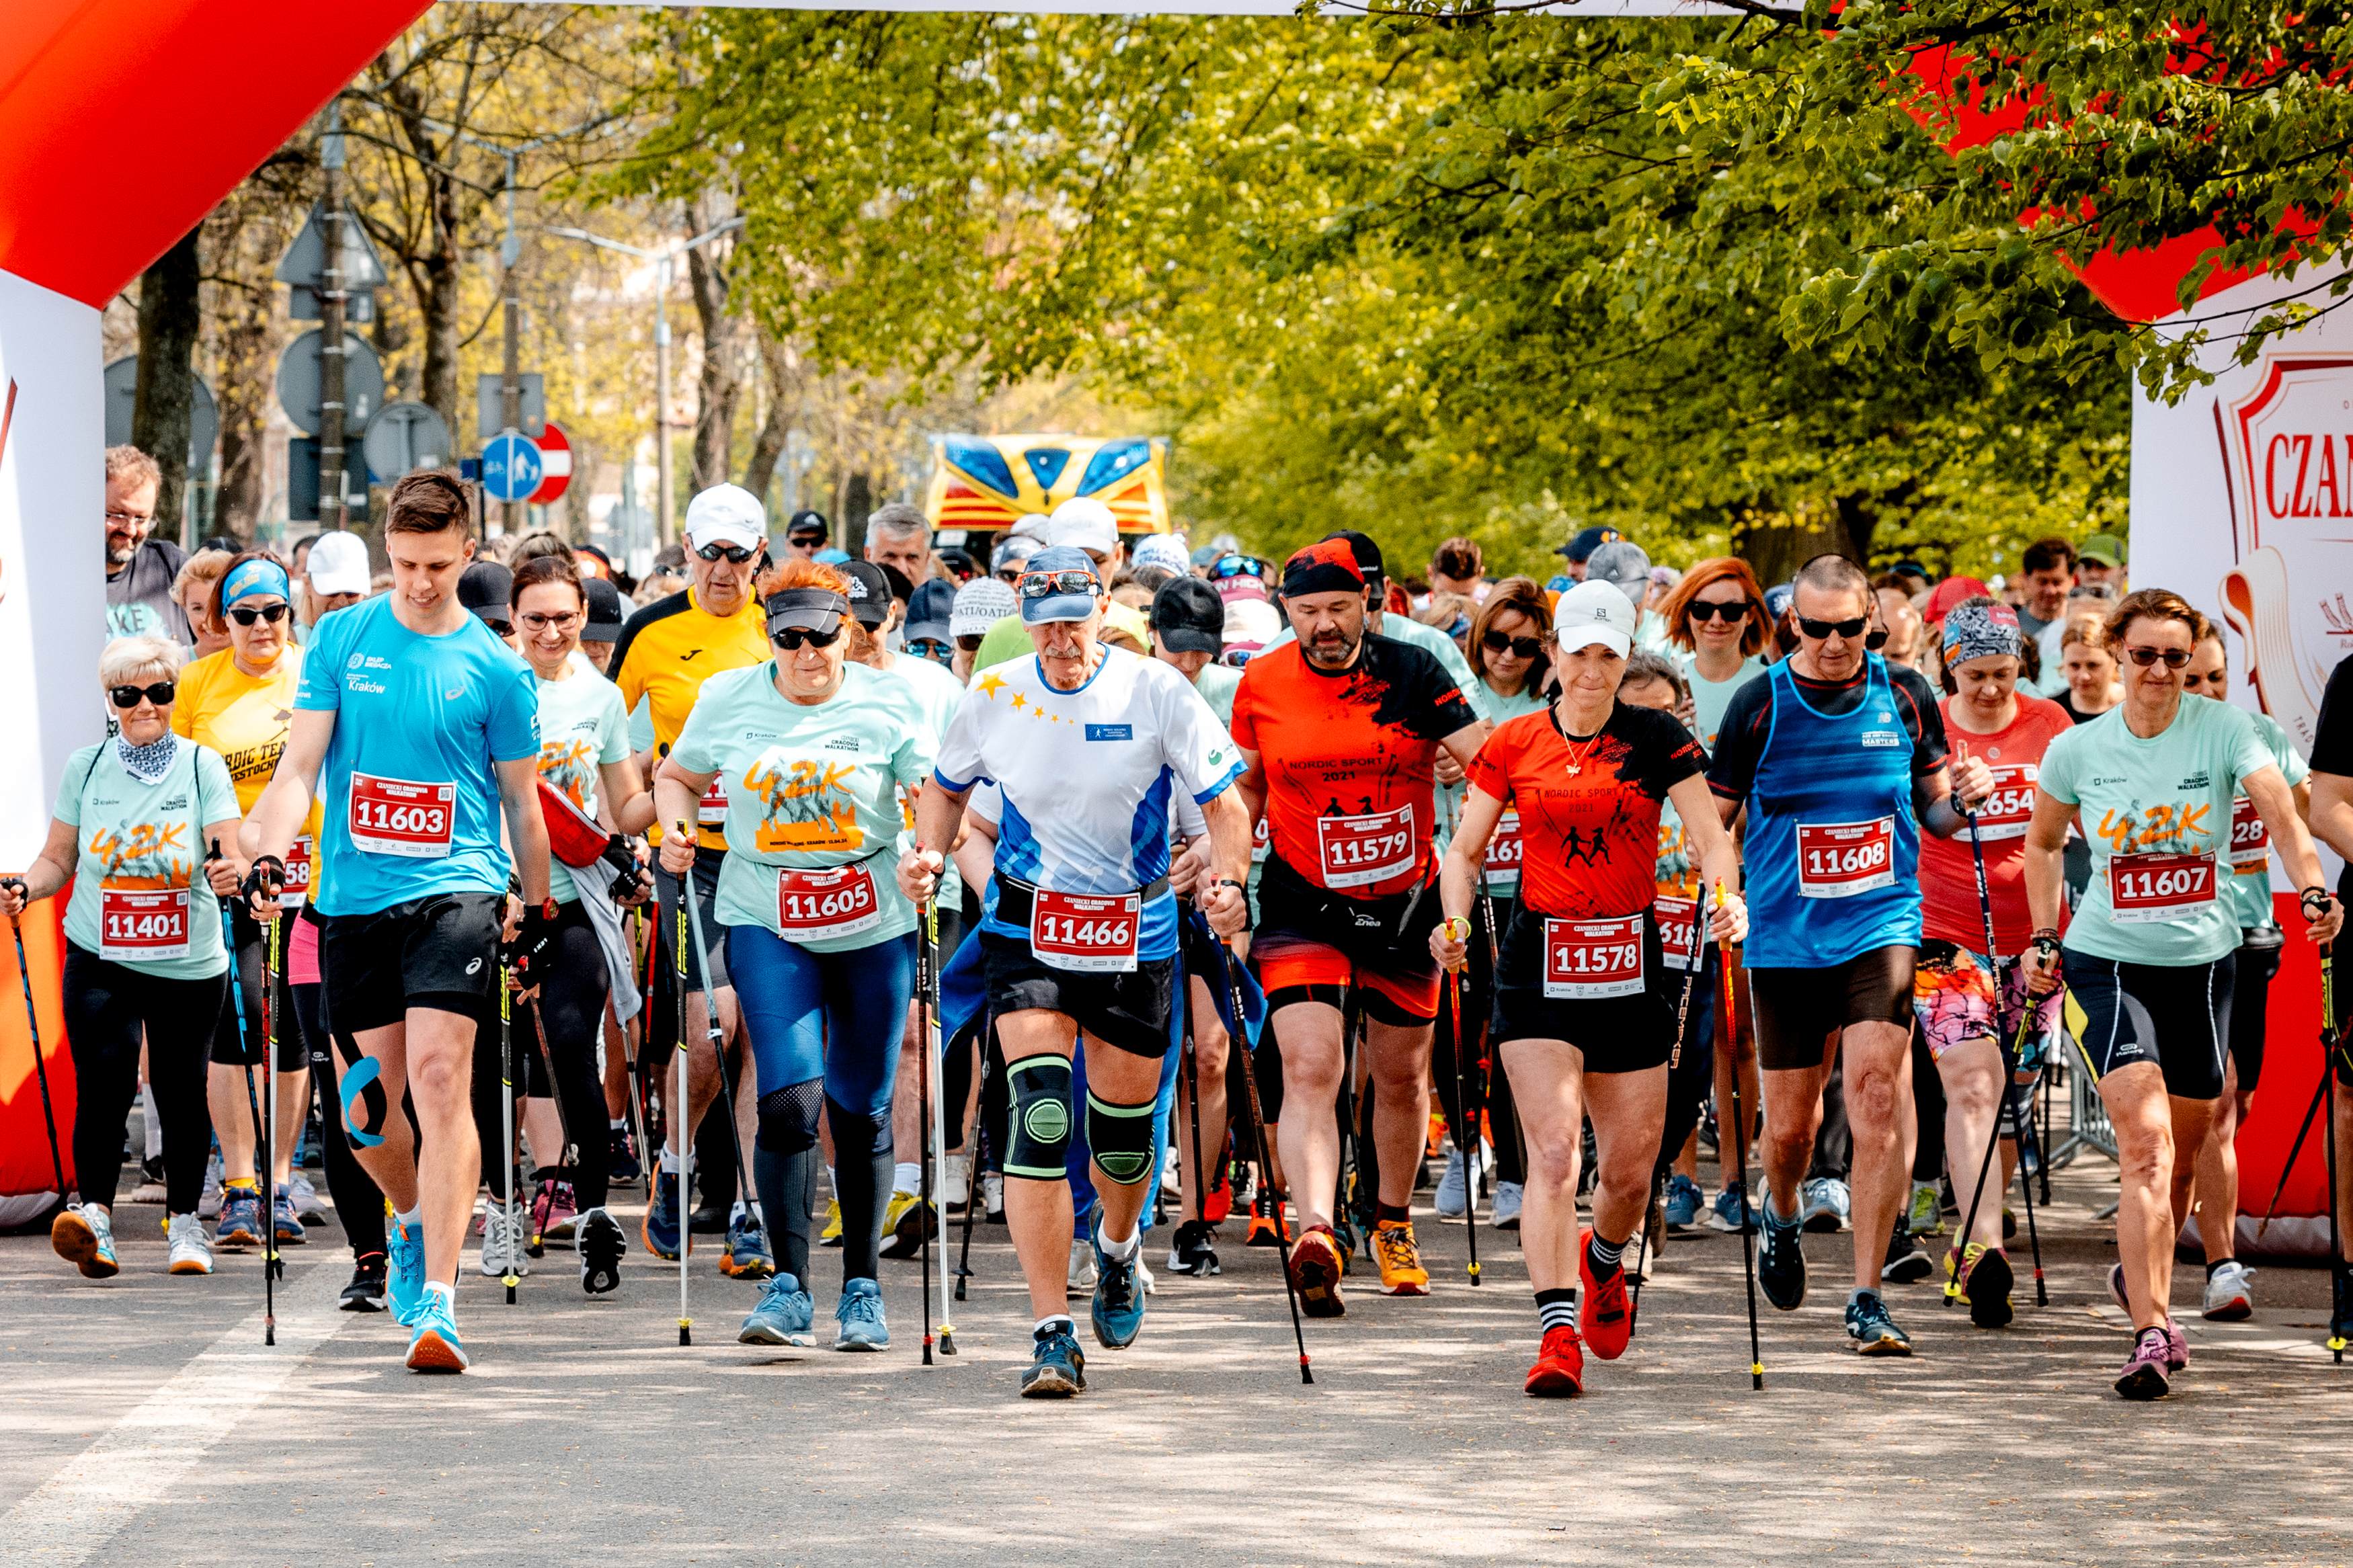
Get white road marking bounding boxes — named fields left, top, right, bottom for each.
left=5, top=1262, right=352, bottom=1562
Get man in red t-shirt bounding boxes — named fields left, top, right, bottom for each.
left=1230, top=540, right=1483, bottom=1315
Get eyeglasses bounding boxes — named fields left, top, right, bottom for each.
left=772, top=625, right=842, bottom=651
left=1687, top=599, right=1754, bottom=623
left=227, top=603, right=290, bottom=627
left=1018, top=569, right=1101, bottom=599
left=105, top=509, right=155, bottom=529
left=109, top=681, right=175, bottom=710
left=2122, top=645, right=2192, bottom=668
left=695, top=542, right=758, bottom=565
left=520, top=610, right=581, bottom=632
left=1482, top=630, right=1544, bottom=661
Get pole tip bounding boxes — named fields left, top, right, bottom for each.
left=679, top=1321, right=692, bottom=1346
left=1751, top=1367, right=1765, bottom=1389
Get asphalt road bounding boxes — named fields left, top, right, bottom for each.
left=4, top=1155, right=2349, bottom=1567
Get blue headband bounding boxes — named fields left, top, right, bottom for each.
left=222, top=558, right=292, bottom=609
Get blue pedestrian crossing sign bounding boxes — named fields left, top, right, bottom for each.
left=481, top=432, right=545, bottom=502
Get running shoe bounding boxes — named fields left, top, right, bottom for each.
left=1757, top=1203, right=1806, bottom=1311
left=405, top=1290, right=469, bottom=1373
left=1245, top=1205, right=1291, bottom=1248
left=643, top=1167, right=684, bottom=1262
left=2107, top=1263, right=2190, bottom=1369
left=880, top=1190, right=936, bottom=1260
left=272, top=1192, right=306, bottom=1246
left=819, top=1197, right=843, bottom=1247
left=608, top=1125, right=640, bottom=1184
left=578, top=1207, right=625, bottom=1296
left=215, top=1183, right=263, bottom=1249
left=1578, top=1227, right=1633, bottom=1360
left=342, top=1252, right=388, bottom=1312
left=1372, top=1219, right=1430, bottom=1297
left=1883, top=1227, right=1935, bottom=1285
left=199, top=1150, right=224, bottom=1220
left=1663, top=1173, right=1704, bottom=1232
left=479, top=1200, right=528, bottom=1278
left=388, top=1212, right=426, bottom=1325
left=1021, top=1323, right=1087, bottom=1398
left=1844, top=1288, right=1912, bottom=1356
left=1523, top=1325, right=1586, bottom=1398
left=52, top=1204, right=119, bottom=1280
left=1492, top=1181, right=1524, bottom=1232
left=1166, top=1220, right=1222, bottom=1278
left=167, top=1212, right=214, bottom=1276
left=1905, top=1180, right=1944, bottom=1238
left=290, top=1173, right=330, bottom=1226
left=1331, top=1214, right=1360, bottom=1276
left=528, top=1177, right=578, bottom=1254
left=1289, top=1223, right=1347, bottom=1318
left=1064, top=1235, right=1101, bottom=1296
left=1091, top=1229, right=1148, bottom=1349
left=981, top=1173, right=1005, bottom=1223
left=1228, top=1158, right=1255, bottom=1211
left=2114, top=1327, right=2173, bottom=1400
left=1203, top=1169, right=1232, bottom=1225
left=1433, top=1147, right=1468, bottom=1219
left=2330, top=1265, right=2353, bottom=1350
left=834, top=1278, right=889, bottom=1350
left=688, top=1200, right=729, bottom=1235
left=721, top=1208, right=774, bottom=1280
left=1708, top=1185, right=1753, bottom=1235
left=1953, top=1242, right=2014, bottom=1329
left=739, top=1272, right=816, bottom=1347
left=1798, top=1175, right=1851, bottom=1233
left=944, top=1152, right=971, bottom=1213
left=130, top=1156, right=168, bottom=1206
left=2202, top=1260, right=2255, bottom=1322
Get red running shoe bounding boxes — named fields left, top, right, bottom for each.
left=1579, top=1226, right=1633, bottom=1360
left=1525, top=1325, right=1586, bottom=1397
left=1289, top=1223, right=1347, bottom=1318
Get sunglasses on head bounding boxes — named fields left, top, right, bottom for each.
left=1687, top=599, right=1753, bottom=623
left=1796, top=615, right=1891, bottom=649
left=1482, top=630, right=1544, bottom=661
left=772, top=625, right=842, bottom=652
left=1208, top=554, right=1265, bottom=581
left=2122, top=645, right=2191, bottom=668
left=110, top=681, right=175, bottom=710
left=695, top=542, right=758, bottom=565
left=1018, top=569, right=1101, bottom=599
left=228, top=602, right=290, bottom=627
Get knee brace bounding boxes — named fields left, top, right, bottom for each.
left=1086, top=1091, right=1158, bottom=1187
left=1004, top=1055, right=1074, bottom=1180
left=756, top=1078, right=824, bottom=1155
left=334, top=1032, right=387, bottom=1149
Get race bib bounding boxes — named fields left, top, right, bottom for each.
left=1972, top=764, right=2038, bottom=842
left=348, top=773, right=455, bottom=858
left=1796, top=818, right=1895, bottom=899
left=1316, top=805, right=1417, bottom=890
left=1486, top=811, right=1523, bottom=878
left=1250, top=814, right=1270, bottom=865
left=2108, top=851, right=2218, bottom=924
left=1543, top=914, right=1646, bottom=1000
left=100, top=886, right=191, bottom=961
left=698, top=778, right=729, bottom=829
left=776, top=864, right=883, bottom=942
left=2230, top=796, right=2271, bottom=872
left=279, top=835, right=313, bottom=909
left=1656, top=894, right=1700, bottom=971
left=1031, top=889, right=1141, bottom=973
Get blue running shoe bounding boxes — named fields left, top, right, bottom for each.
left=387, top=1212, right=427, bottom=1326
left=608, top=1125, right=641, bottom=1184
left=1758, top=1201, right=1806, bottom=1312
left=721, top=1208, right=774, bottom=1280
left=1799, top=1175, right=1851, bottom=1234
left=834, top=1278, right=889, bottom=1351
left=1843, top=1288, right=1912, bottom=1356
left=1090, top=1227, right=1147, bottom=1350
left=1708, top=1184, right=1753, bottom=1235
left=272, top=1192, right=307, bottom=1245
left=215, top=1184, right=264, bottom=1249
left=738, top=1272, right=815, bottom=1346
left=405, top=1289, right=470, bottom=1372
left=643, top=1168, right=684, bottom=1262
left=1663, top=1173, right=1704, bottom=1232
left=1021, top=1323, right=1087, bottom=1398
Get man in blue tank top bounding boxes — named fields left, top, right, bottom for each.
left=1708, top=554, right=1993, bottom=1356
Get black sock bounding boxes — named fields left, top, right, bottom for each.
left=2205, top=1256, right=2236, bottom=1278
left=827, top=1096, right=893, bottom=1283
left=1377, top=1202, right=1411, bottom=1225
left=1536, top=1286, right=1577, bottom=1334
left=1587, top=1231, right=1626, bottom=1277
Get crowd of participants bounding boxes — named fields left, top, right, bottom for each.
left=13, top=444, right=2353, bottom=1403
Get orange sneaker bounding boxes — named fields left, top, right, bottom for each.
left=1525, top=1325, right=1585, bottom=1397
left=1579, top=1227, right=1632, bottom=1360
left=1289, top=1223, right=1347, bottom=1318
left=1373, top=1219, right=1430, bottom=1296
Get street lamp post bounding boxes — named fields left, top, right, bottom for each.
left=545, top=218, right=742, bottom=548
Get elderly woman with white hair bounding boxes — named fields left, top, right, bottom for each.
left=1, top=635, right=245, bottom=1280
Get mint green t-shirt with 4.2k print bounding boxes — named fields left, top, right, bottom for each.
left=56, top=741, right=241, bottom=980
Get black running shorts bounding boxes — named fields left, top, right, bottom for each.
left=2066, top=947, right=2235, bottom=1103
left=1490, top=905, right=1682, bottom=1075
left=1746, top=944, right=1916, bottom=1073
left=319, top=891, right=504, bottom=1036
left=981, top=932, right=1175, bottom=1061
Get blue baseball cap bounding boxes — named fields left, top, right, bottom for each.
left=1017, top=544, right=1104, bottom=625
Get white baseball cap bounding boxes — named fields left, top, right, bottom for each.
left=305, top=530, right=370, bottom=597
left=684, top=483, right=766, bottom=554
left=1006, top=513, right=1051, bottom=544
left=952, top=577, right=1017, bottom=638
left=1552, top=579, right=1636, bottom=658
left=1222, top=595, right=1281, bottom=655
left=1046, top=496, right=1119, bottom=555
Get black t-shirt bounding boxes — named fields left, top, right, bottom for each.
left=105, top=537, right=190, bottom=643
left=2057, top=692, right=2105, bottom=726
left=1706, top=657, right=1949, bottom=802
left=2312, top=653, right=2353, bottom=902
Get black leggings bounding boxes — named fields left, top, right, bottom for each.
left=208, top=903, right=305, bottom=1070
left=290, top=980, right=387, bottom=1259
left=472, top=903, right=612, bottom=1209
left=61, top=944, right=222, bottom=1213
left=1652, top=960, right=1717, bottom=1180
left=1430, top=899, right=1526, bottom=1185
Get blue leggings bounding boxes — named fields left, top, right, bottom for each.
left=726, top=923, right=918, bottom=1284
left=1067, top=1032, right=1181, bottom=1240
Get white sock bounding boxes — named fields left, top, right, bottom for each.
left=1034, top=1314, right=1074, bottom=1337
left=395, top=1205, right=422, bottom=1231
left=1097, top=1221, right=1140, bottom=1260
left=609, top=1118, right=627, bottom=1132
left=894, top=1161, right=920, bottom=1195
left=424, top=1279, right=455, bottom=1304
left=660, top=1147, right=682, bottom=1174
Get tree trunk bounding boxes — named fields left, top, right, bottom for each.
left=212, top=308, right=274, bottom=540
left=417, top=165, right=465, bottom=440
left=740, top=335, right=798, bottom=508
left=841, top=472, right=874, bottom=557
left=132, top=226, right=203, bottom=546
left=684, top=195, right=741, bottom=493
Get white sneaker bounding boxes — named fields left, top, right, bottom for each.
left=1491, top=1180, right=1524, bottom=1231
left=198, top=1150, right=225, bottom=1220
left=1433, top=1148, right=1468, bottom=1219
left=167, top=1212, right=214, bottom=1275
left=980, top=1171, right=1004, bottom=1221
left=2202, top=1260, right=2255, bottom=1321
left=943, top=1153, right=971, bottom=1211
left=1066, top=1237, right=1098, bottom=1297
left=289, top=1174, right=329, bottom=1226
left=479, top=1202, right=530, bottom=1278
left=1160, top=1148, right=1182, bottom=1196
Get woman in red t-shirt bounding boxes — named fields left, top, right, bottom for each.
left=1911, top=598, right=2073, bottom=1329
left=1431, top=583, right=1746, bottom=1398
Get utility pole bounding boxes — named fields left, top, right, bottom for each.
left=319, top=104, right=348, bottom=531
left=498, top=149, right=522, bottom=534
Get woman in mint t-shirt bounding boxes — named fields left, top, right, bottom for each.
left=2022, top=589, right=2342, bottom=1401
left=2, top=635, right=244, bottom=1282
left=655, top=559, right=935, bottom=1352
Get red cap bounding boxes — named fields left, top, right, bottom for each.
left=1921, top=575, right=1991, bottom=624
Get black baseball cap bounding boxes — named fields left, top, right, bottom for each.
left=1556, top=525, right=1620, bottom=563
left=1150, top=575, right=1226, bottom=655
left=459, top=561, right=513, bottom=630
left=580, top=577, right=625, bottom=643
left=787, top=509, right=829, bottom=540
left=1319, top=530, right=1386, bottom=588
left=841, top=561, right=892, bottom=629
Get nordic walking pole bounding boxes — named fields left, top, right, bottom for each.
left=500, top=960, right=520, bottom=1305
left=916, top=896, right=945, bottom=1361
left=2321, top=945, right=2345, bottom=1362
left=3, top=884, right=69, bottom=1205
left=261, top=913, right=283, bottom=1343
left=2007, top=1071, right=2048, bottom=1306
left=1201, top=911, right=1311, bottom=1384
left=1439, top=917, right=1480, bottom=1286
left=672, top=838, right=693, bottom=1346
left=1181, top=1008, right=1209, bottom=1245
left=1948, top=807, right=2012, bottom=1309
left=680, top=855, right=765, bottom=1275
left=2255, top=1073, right=2331, bottom=1248
left=525, top=996, right=575, bottom=1255
left=209, top=840, right=268, bottom=1243
left=1714, top=879, right=1763, bottom=1391
left=955, top=1015, right=992, bottom=1301
left=1635, top=894, right=1711, bottom=1330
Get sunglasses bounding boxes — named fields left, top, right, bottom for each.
left=228, top=603, right=291, bottom=626
left=1796, top=616, right=1892, bottom=650
left=2122, top=645, right=2192, bottom=668
left=906, top=638, right=953, bottom=663
left=696, top=542, right=758, bottom=565
left=110, top=681, right=175, bottom=709
left=1018, top=569, right=1101, bottom=599
left=772, top=625, right=842, bottom=651
left=1482, top=630, right=1544, bottom=661
left=1208, top=554, right=1265, bottom=581
left=1687, top=599, right=1754, bottom=623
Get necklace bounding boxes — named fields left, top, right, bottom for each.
left=1552, top=698, right=1612, bottom=777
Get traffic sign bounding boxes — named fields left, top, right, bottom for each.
left=481, top=433, right=545, bottom=503
left=276, top=328, right=385, bottom=436
left=288, top=438, right=368, bottom=524
left=362, top=401, right=452, bottom=484
left=102, top=356, right=217, bottom=470
left=276, top=202, right=386, bottom=292
left=476, top=373, right=545, bottom=439
left=529, top=423, right=572, bottom=505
